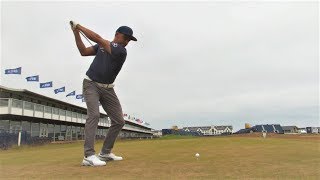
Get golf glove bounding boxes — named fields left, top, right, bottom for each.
left=70, top=20, right=79, bottom=30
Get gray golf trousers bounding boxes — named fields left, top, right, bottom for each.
left=83, top=79, right=125, bottom=157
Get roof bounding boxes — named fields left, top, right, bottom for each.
left=183, top=126, right=233, bottom=131
left=199, top=126, right=211, bottom=131
left=281, top=126, right=298, bottom=131
left=235, top=128, right=253, bottom=134
left=183, top=126, right=211, bottom=132
left=213, top=126, right=233, bottom=130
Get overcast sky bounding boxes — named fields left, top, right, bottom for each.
left=1, top=1, right=318, bottom=131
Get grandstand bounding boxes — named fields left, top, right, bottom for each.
left=0, top=85, right=152, bottom=146
left=235, top=124, right=284, bottom=134
left=162, top=128, right=201, bottom=136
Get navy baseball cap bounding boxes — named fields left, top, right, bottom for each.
left=116, top=26, right=137, bottom=41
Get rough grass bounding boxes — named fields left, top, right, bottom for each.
left=0, top=135, right=319, bottom=180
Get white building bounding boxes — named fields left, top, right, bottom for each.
left=183, top=125, right=233, bottom=136
left=306, top=127, right=319, bottom=134
left=151, top=129, right=162, bottom=137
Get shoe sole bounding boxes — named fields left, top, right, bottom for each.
left=82, top=162, right=93, bottom=166
left=82, top=159, right=106, bottom=166
left=98, top=156, right=123, bottom=161
left=98, top=156, right=114, bottom=161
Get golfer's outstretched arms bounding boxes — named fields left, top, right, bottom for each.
left=76, top=25, right=112, bottom=54
left=73, top=29, right=96, bottom=56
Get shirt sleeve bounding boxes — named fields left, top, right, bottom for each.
left=110, top=42, right=127, bottom=59
left=92, top=44, right=99, bottom=54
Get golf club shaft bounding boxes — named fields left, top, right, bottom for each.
left=79, top=31, right=94, bottom=46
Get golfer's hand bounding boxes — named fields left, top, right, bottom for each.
left=70, top=20, right=79, bottom=30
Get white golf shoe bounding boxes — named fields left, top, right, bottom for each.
left=98, top=152, right=123, bottom=161
left=82, top=155, right=107, bottom=166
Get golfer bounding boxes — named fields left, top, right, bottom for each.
left=70, top=21, right=137, bottom=166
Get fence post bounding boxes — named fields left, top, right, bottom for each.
left=18, top=131, right=21, bottom=146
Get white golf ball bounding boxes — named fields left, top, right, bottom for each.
left=195, top=153, right=200, bottom=157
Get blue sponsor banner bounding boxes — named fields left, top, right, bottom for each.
left=66, top=91, right=76, bottom=97
left=40, top=81, right=53, bottom=88
left=5, top=67, right=21, bottom=74
left=76, top=94, right=83, bottom=99
left=54, top=87, right=65, bottom=94
left=26, top=75, right=39, bottom=82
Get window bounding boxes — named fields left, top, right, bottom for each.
left=102, top=129, right=107, bottom=136
left=40, top=123, right=48, bottom=137
left=79, top=127, right=85, bottom=140
left=72, top=126, right=77, bottom=140
left=54, top=108, right=60, bottom=115
left=61, top=125, right=66, bottom=137
left=31, top=122, right=40, bottom=137
left=76, top=126, right=81, bottom=139
left=80, top=114, right=85, bottom=120
left=12, top=99, right=23, bottom=108
left=0, top=99, right=8, bottom=107
left=22, top=121, right=31, bottom=134
left=72, top=112, right=77, bottom=119
left=10, top=120, right=21, bottom=133
left=96, top=129, right=101, bottom=138
left=48, top=124, right=54, bottom=139
left=35, top=104, right=43, bottom=112
left=24, top=102, right=34, bottom=110
left=60, top=110, right=66, bottom=116
left=80, top=127, right=84, bottom=135
left=66, top=126, right=72, bottom=140
left=66, top=111, right=72, bottom=117
left=0, top=120, right=9, bottom=131
left=45, top=106, right=52, bottom=113
left=54, top=124, right=61, bottom=136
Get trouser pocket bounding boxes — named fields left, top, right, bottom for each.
left=82, top=79, right=91, bottom=95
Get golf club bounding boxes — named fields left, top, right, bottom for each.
left=70, top=21, right=94, bottom=46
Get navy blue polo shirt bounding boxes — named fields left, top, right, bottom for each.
left=86, top=42, right=127, bottom=84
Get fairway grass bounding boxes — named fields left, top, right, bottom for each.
left=0, top=135, right=319, bottom=179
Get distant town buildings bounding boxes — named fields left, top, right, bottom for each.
left=236, top=124, right=320, bottom=135
left=281, top=126, right=299, bottom=134
left=161, top=125, right=233, bottom=136
left=183, top=125, right=233, bottom=136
